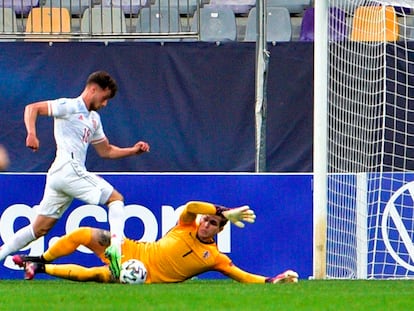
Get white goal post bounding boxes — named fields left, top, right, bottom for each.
left=314, top=0, right=414, bottom=279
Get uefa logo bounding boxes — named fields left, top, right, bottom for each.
left=382, top=181, right=414, bottom=272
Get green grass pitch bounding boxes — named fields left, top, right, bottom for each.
left=0, top=279, right=413, bottom=310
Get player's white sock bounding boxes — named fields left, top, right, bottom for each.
left=108, top=200, right=125, bottom=252
left=0, top=225, right=35, bottom=261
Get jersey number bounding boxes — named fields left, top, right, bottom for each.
left=82, top=128, right=91, bottom=143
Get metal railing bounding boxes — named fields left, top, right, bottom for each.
left=0, top=0, right=202, bottom=41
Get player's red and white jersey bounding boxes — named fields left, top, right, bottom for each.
left=47, top=96, right=106, bottom=169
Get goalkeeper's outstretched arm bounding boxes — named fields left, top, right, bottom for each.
left=217, top=256, right=299, bottom=284
left=184, top=201, right=256, bottom=228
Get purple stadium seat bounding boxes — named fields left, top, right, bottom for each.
left=1, top=0, right=39, bottom=15
left=300, top=7, right=347, bottom=42
left=394, top=6, right=411, bottom=16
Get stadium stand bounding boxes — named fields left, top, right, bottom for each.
left=80, top=7, right=127, bottom=39
left=191, top=6, right=237, bottom=43
left=102, top=0, right=149, bottom=15
left=43, top=0, right=90, bottom=16
left=332, top=0, right=359, bottom=13
left=204, top=0, right=255, bottom=15
left=1, top=0, right=39, bottom=15
left=299, top=7, right=347, bottom=41
left=136, top=6, right=180, bottom=33
left=394, top=6, right=411, bottom=16
left=135, top=6, right=181, bottom=41
left=0, top=1, right=331, bottom=41
left=25, top=7, right=71, bottom=33
left=0, top=7, right=17, bottom=34
left=266, top=0, right=310, bottom=15
left=404, top=14, right=414, bottom=40
left=244, top=6, right=292, bottom=44
left=152, top=0, right=200, bottom=15
left=350, top=5, right=399, bottom=42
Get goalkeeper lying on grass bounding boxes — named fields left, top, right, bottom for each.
left=13, top=201, right=298, bottom=284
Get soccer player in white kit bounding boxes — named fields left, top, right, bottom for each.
left=0, top=144, right=9, bottom=171
left=0, top=71, right=150, bottom=265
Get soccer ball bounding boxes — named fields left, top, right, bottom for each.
left=119, top=259, right=147, bottom=285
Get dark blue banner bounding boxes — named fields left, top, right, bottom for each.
left=0, top=173, right=313, bottom=280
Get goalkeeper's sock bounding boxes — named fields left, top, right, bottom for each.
left=42, top=227, right=93, bottom=262
left=46, top=264, right=112, bottom=283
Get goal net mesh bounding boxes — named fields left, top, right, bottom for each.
left=326, top=0, right=414, bottom=278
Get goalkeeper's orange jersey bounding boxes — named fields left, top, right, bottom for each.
left=118, top=202, right=267, bottom=284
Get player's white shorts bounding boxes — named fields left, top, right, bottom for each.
left=37, top=160, right=114, bottom=218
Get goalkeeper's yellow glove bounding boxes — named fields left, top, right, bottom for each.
left=220, top=205, right=256, bottom=228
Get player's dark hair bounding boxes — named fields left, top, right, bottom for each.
left=214, top=205, right=230, bottom=227
left=219, top=216, right=228, bottom=228
left=87, top=71, right=118, bottom=99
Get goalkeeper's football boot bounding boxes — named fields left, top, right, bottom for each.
left=24, top=262, right=44, bottom=280
left=105, top=245, right=122, bottom=279
left=271, top=270, right=299, bottom=283
left=12, top=254, right=45, bottom=268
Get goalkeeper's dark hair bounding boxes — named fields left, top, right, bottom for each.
left=214, top=204, right=230, bottom=228
left=219, top=215, right=229, bottom=228
left=86, top=71, right=118, bottom=99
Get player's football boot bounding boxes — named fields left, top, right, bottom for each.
left=12, top=254, right=44, bottom=268
left=24, top=262, right=39, bottom=280
left=270, top=270, right=299, bottom=283
left=12, top=254, right=27, bottom=268
left=105, top=245, right=122, bottom=279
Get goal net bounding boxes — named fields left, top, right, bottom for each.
left=314, top=0, right=414, bottom=279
